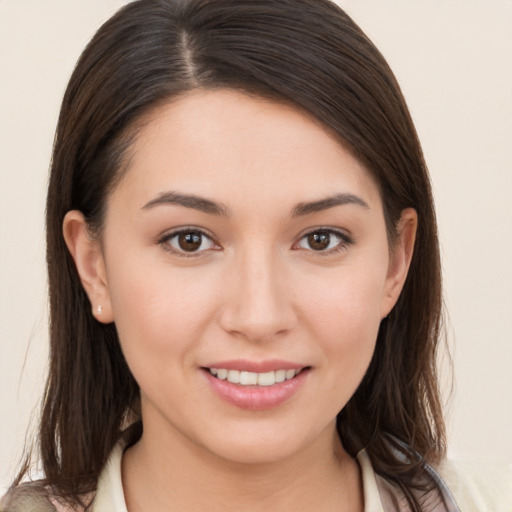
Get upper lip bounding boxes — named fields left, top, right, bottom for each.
left=202, top=359, right=307, bottom=373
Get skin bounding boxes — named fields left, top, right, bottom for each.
left=64, top=89, right=417, bottom=512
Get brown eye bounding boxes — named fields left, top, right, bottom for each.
left=164, top=230, right=216, bottom=254
left=296, top=229, right=351, bottom=253
left=178, top=232, right=203, bottom=251
left=307, top=232, right=331, bottom=251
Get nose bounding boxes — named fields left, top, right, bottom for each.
left=218, top=248, right=297, bottom=343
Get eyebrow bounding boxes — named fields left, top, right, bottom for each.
left=142, top=191, right=369, bottom=217
left=142, top=191, right=230, bottom=216
left=291, top=193, right=369, bottom=217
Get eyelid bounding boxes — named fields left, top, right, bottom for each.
left=157, top=226, right=221, bottom=257
left=157, top=225, right=353, bottom=257
left=293, top=227, right=354, bottom=254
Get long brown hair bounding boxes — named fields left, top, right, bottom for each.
left=17, top=0, right=445, bottom=509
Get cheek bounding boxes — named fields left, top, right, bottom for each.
left=105, top=252, right=221, bottom=362
left=299, top=263, right=386, bottom=341
left=296, top=264, right=386, bottom=398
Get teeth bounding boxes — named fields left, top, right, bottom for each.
left=240, top=371, right=258, bottom=385
left=227, top=370, right=240, bottom=384
left=285, top=369, right=296, bottom=380
left=257, top=371, right=275, bottom=386
left=209, top=368, right=300, bottom=386
left=275, top=369, right=286, bottom=383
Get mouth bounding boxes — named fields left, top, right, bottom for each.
left=207, top=367, right=304, bottom=387
left=202, top=365, right=309, bottom=410
left=201, top=359, right=310, bottom=410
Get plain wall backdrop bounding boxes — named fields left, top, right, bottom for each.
left=1, top=0, right=511, bottom=489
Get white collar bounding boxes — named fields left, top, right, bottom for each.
left=92, top=436, right=385, bottom=512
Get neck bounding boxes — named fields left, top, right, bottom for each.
left=122, top=419, right=363, bottom=512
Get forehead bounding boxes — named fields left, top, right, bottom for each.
left=112, top=89, right=382, bottom=213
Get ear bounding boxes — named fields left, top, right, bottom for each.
left=380, top=208, right=417, bottom=318
left=62, top=210, right=114, bottom=323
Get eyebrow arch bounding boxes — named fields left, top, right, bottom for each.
left=142, top=191, right=230, bottom=216
left=291, top=193, right=370, bottom=217
left=142, top=191, right=368, bottom=217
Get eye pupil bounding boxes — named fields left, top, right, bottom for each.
left=308, top=232, right=330, bottom=250
left=178, top=232, right=202, bottom=251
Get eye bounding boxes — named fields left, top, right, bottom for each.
left=295, top=229, right=352, bottom=253
left=160, top=229, right=217, bottom=255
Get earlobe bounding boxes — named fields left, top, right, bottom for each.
left=62, top=210, right=114, bottom=323
left=381, top=208, right=417, bottom=318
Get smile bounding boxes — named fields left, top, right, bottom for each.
left=209, top=368, right=301, bottom=386
left=203, top=363, right=309, bottom=410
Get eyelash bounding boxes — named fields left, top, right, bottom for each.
left=158, top=227, right=219, bottom=259
left=294, top=228, right=354, bottom=255
left=158, top=227, right=354, bottom=258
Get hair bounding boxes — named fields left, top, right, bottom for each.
left=14, top=1, right=445, bottom=510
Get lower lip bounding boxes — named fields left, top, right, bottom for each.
left=203, top=369, right=309, bottom=411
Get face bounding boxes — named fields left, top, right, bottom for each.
left=66, top=89, right=415, bottom=465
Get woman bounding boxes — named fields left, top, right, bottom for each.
left=1, top=0, right=501, bottom=510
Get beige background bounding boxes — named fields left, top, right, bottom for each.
left=1, top=0, right=511, bottom=489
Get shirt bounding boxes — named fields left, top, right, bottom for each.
left=2, top=436, right=511, bottom=511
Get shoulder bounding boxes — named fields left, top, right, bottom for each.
left=439, top=457, right=512, bottom=512
left=1, top=425, right=138, bottom=512
left=0, top=482, right=89, bottom=512
left=1, top=482, right=56, bottom=512
left=358, top=447, right=512, bottom=511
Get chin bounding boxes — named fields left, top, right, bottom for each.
left=198, top=419, right=337, bottom=467
left=211, top=440, right=305, bottom=466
